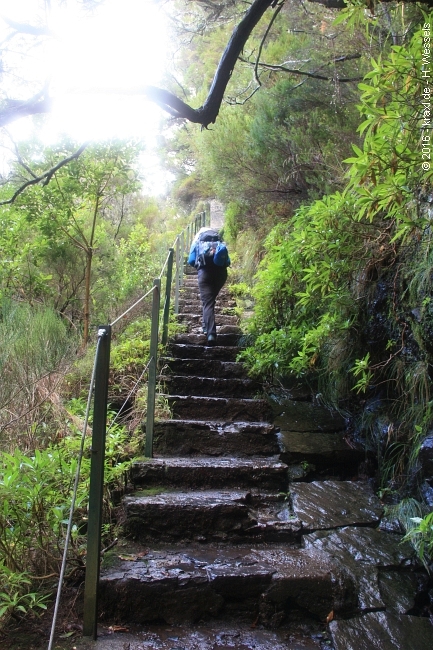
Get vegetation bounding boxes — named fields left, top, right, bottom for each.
left=0, top=0, right=433, bottom=635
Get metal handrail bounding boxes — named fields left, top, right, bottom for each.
left=80, top=208, right=208, bottom=640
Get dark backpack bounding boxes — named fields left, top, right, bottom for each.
left=194, top=229, right=221, bottom=269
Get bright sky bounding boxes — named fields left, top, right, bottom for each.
left=0, top=0, right=173, bottom=192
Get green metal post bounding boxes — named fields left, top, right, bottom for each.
left=186, top=224, right=191, bottom=250
left=83, top=325, right=111, bottom=639
left=174, top=236, right=180, bottom=315
left=201, top=211, right=206, bottom=228
left=179, top=230, right=184, bottom=287
left=145, top=279, right=161, bottom=458
left=161, top=249, right=174, bottom=346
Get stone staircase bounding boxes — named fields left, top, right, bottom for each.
left=82, top=269, right=433, bottom=650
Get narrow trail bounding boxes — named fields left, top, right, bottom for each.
left=75, top=266, right=433, bottom=650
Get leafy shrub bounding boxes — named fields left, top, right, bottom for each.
left=404, top=511, right=433, bottom=569
left=0, top=418, right=133, bottom=631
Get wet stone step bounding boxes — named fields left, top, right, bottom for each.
left=291, top=480, right=383, bottom=531
left=160, top=375, right=261, bottom=399
left=167, top=343, right=240, bottom=361
left=164, top=394, right=273, bottom=422
left=123, top=489, right=301, bottom=543
left=279, top=431, right=364, bottom=471
left=174, top=332, right=242, bottom=347
left=130, top=457, right=288, bottom=490
left=178, top=297, right=237, bottom=309
left=73, top=622, right=327, bottom=650
left=177, top=312, right=239, bottom=326
left=179, top=287, right=234, bottom=311
left=329, top=611, right=433, bottom=650
left=152, top=419, right=281, bottom=457
left=302, top=526, right=417, bottom=615
left=159, top=357, right=248, bottom=379
left=274, top=400, right=346, bottom=433
left=98, top=543, right=352, bottom=627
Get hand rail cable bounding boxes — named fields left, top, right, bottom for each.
left=106, top=357, right=152, bottom=434
left=109, top=285, right=155, bottom=327
left=159, top=248, right=172, bottom=280
left=47, top=331, right=103, bottom=650
left=51, top=208, right=209, bottom=644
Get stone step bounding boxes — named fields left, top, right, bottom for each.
left=74, top=622, right=322, bottom=650
left=159, top=357, right=248, bottom=379
left=98, top=542, right=353, bottom=628
left=131, top=456, right=288, bottom=490
left=163, top=394, right=273, bottom=422
left=279, top=430, right=364, bottom=473
left=291, top=480, right=383, bottom=532
left=274, top=400, right=346, bottom=433
left=123, top=489, right=300, bottom=544
left=167, top=343, right=240, bottom=361
left=173, top=332, right=242, bottom=346
left=302, top=525, right=416, bottom=615
left=178, top=299, right=237, bottom=311
left=329, top=612, right=433, bottom=650
left=159, top=374, right=261, bottom=399
left=152, top=419, right=281, bottom=457
left=177, top=312, right=239, bottom=326
left=123, top=481, right=382, bottom=544
left=179, top=291, right=232, bottom=303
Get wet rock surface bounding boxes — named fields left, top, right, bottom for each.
left=96, top=267, right=432, bottom=649
left=152, top=419, right=280, bottom=457
left=291, top=480, right=383, bottom=530
left=73, top=621, right=325, bottom=649
left=273, top=400, right=346, bottom=432
left=329, top=612, right=433, bottom=650
left=278, top=430, right=363, bottom=473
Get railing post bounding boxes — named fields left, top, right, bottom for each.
left=174, top=236, right=180, bottom=315
left=179, top=230, right=185, bottom=288
left=161, top=249, right=174, bottom=346
left=201, top=211, right=206, bottom=228
left=186, top=224, right=191, bottom=251
left=83, top=325, right=111, bottom=640
left=145, top=279, right=161, bottom=458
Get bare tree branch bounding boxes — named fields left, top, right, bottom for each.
left=255, top=1, right=285, bottom=85
left=0, top=143, right=88, bottom=205
left=1, top=16, right=53, bottom=37
left=241, top=52, right=362, bottom=83
left=0, top=90, right=52, bottom=128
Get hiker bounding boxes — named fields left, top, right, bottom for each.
left=188, top=227, right=230, bottom=345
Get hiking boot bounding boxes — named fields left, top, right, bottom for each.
left=207, top=334, right=216, bottom=345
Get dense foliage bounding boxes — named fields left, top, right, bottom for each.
left=162, top=2, right=433, bottom=561
left=239, top=13, right=433, bottom=539
left=1, top=0, right=433, bottom=633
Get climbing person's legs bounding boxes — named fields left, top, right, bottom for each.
left=197, top=266, right=227, bottom=341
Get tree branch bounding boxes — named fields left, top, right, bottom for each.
left=0, top=143, right=88, bottom=205
left=144, top=0, right=280, bottom=127
left=255, top=1, right=285, bottom=85
left=241, top=52, right=363, bottom=83
left=0, top=90, right=52, bottom=128
left=2, top=16, right=53, bottom=37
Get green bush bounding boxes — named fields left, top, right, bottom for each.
left=0, top=418, right=133, bottom=631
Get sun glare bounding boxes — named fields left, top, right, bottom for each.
left=1, top=0, right=170, bottom=142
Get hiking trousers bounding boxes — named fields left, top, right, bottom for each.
left=197, top=266, right=227, bottom=338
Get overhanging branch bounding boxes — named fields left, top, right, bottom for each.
left=144, top=0, right=280, bottom=127
left=0, top=91, right=52, bottom=128
left=0, top=143, right=88, bottom=205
